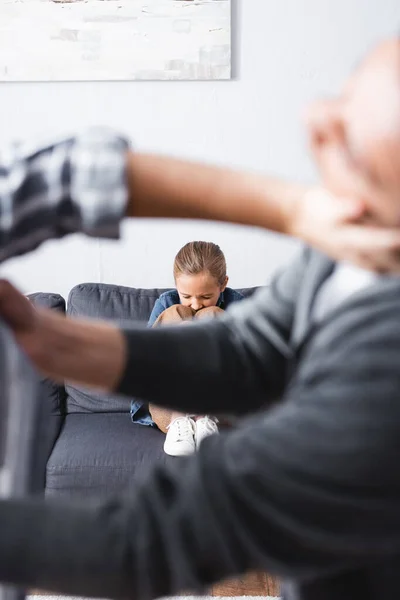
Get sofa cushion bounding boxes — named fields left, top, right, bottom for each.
left=67, top=282, right=258, bottom=328
left=65, top=283, right=156, bottom=413
left=67, top=283, right=167, bottom=323
left=65, top=283, right=258, bottom=414
left=46, top=413, right=172, bottom=499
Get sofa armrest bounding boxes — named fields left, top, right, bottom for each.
left=27, top=293, right=67, bottom=493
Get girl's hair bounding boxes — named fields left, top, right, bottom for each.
left=173, top=241, right=227, bottom=286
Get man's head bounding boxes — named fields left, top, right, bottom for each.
left=306, top=38, right=400, bottom=226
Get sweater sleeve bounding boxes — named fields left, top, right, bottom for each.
left=117, top=249, right=310, bottom=415
left=1, top=294, right=400, bottom=599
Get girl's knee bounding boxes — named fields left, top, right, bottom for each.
left=155, top=304, right=194, bottom=325
left=195, top=306, right=224, bottom=320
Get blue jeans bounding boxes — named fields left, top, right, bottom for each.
left=130, top=400, right=155, bottom=427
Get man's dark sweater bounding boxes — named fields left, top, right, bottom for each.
left=1, top=248, right=400, bottom=600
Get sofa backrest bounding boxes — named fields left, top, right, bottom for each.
left=67, top=283, right=258, bottom=324
left=29, top=292, right=66, bottom=314
left=65, top=282, right=259, bottom=414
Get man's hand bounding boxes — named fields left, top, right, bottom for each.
left=0, top=280, right=126, bottom=390
left=291, top=188, right=400, bottom=272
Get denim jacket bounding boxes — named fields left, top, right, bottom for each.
left=130, top=287, right=245, bottom=425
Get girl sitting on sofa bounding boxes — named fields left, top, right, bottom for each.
left=131, top=241, right=244, bottom=457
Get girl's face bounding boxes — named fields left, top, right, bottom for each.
left=176, top=271, right=228, bottom=312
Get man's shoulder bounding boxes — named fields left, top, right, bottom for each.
left=309, top=276, right=400, bottom=357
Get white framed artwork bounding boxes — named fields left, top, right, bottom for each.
left=0, top=0, right=231, bottom=81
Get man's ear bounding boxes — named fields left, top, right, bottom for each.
left=220, top=276, right=229, bottom=292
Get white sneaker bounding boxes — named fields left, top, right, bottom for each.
left=164, top=416, right=196, bottom=457
left=195, top=416, right=219, bottom=449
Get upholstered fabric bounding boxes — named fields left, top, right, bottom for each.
left=46, top=413, right=172, bottom=498
left=27, top=292, right=66, bottom=492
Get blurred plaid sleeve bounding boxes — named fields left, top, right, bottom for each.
left=0, top=128, right=129, bottom=263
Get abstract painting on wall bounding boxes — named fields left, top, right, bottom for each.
left=0, top=0, right=231, bottom=82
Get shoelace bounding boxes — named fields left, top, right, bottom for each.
left=197, top=416, right=218, bottom=435
left=167, top=417, right=195, bottom=442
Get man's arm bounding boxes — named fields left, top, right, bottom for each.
left=0, top=127, right=301, bottom=263
left=1, top=292, right=400, bottom=599
left=0, top=130, right=305, bottom=264
left=0, top=249, right=308, bottom=414
left=0, top=130, right=307, bottom=264
left=125, top=152, right=304, bottom=233
left=117, top=249, right=304, bottom=412
left=4, top=129, right=400, bottom=271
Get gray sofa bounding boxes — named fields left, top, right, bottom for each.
left=30, top=282, right=256, bottom=500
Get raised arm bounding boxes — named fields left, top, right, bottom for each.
left=0, top=131, right=302, bottom=263
left=3, top=129, right=400, bottom=270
